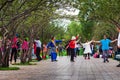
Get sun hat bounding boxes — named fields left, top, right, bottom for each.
left=71, top=36, right=76, bottom=40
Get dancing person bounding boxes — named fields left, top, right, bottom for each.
left=94, top=35, right=117, bottom=63
left=82, top=40, right=93, bottom=60
left=68, top=34, right=79, bottom=62
left=47, top=36, right=64, bottom=62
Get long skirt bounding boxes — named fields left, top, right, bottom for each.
left=50, top=47, right=57, bottom=61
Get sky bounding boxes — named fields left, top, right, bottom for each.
left=55, top=7, right=79, bottom=28
left=55, top=7, right=79, bottom=16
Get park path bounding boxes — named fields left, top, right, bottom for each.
left=0, top=56, right=120, bottom=80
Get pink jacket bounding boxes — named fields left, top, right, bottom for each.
left=22, top=40, right=29, bottom=50
left=11, top=37, right=18, bottom=48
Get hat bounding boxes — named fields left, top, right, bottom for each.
left=71, top=36, right=76, bottom=40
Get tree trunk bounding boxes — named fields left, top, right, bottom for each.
left=1, top=43, right=10, bottom=67
left=0, top=49, right=2, bottom=67
left=20, top=51, right=28, bottom=64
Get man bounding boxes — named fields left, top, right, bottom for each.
left=94, top=35, right=117, bottom=63
left=116, top=27, right=120, bottom=67
left=35, top=37, right=42, bottom=61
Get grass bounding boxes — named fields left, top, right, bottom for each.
left=0, top=67, right=20, bottom=70
left=30, top=59, right=39, bottom=62
left=12, top=62, right=37, bottom=66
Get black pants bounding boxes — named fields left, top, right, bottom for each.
left=70, top=48, right=75, bottom=61
left=84, top=53, right=90, bottom=59
left=10, top=48, right=17, bottom=62
left=67, top=47, right=70, bottom=56
left=36, top=47, right=42, bottom=61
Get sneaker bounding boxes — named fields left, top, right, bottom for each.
left=106, top=59, right=109, bottom=63
left=55, top=60, right=58, bottom=61
left=103, top=61, right=106, bottom=63
left=116, top=64, right=120, bottom=67
left=88, top=57, right=90, bottom=59
left=70, top=60, right=75, bottom=62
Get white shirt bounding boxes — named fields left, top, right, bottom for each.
left=118, top=32, right=120, bottom=46
left=82, top=41, right=92, bottom=54
left=35, top=40, right=41, bottom=48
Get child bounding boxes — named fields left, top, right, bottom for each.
left=82, top=40, right=92, bottom=60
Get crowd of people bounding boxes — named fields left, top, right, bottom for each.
left=0, top=27, right=120, bottom=67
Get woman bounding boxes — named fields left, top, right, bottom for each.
left=68, top=35, right=79, bottom=62
left=47, top=36, right=63, bottom=62
left=82, top=40, right=92, bottom=59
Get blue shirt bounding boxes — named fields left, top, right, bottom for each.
left=47, top=40, right=62, bottom=48
left=100, top=39, right=111, bottom=50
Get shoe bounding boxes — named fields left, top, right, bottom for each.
left=116, top=64, right=120, bottom=67
left=106, top=60, right=109, bottom=63
left=70, top=60, right=75, bottom=62
left=55, top=60, right=58, bottom=61
left=51, top=60, right=54, bottom=62
left=103, top=61, right=106, bottom=63
left=88, top=57, right=90, bottom=59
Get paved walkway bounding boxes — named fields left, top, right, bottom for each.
left=0, top=56, right=120, bottom=80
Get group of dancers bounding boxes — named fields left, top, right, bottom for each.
left=49, top=27, right=120, bottom=67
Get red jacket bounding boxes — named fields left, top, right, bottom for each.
left=69, top=36, right=78, bottom=49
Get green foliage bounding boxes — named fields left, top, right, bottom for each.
left=70, top=0, right=119, bottom=40
left=0, top=67, right=19, bottom=70
left=81, top=21, right=94, bottom=40
left=65, top=21, right=94, bottom=41
left=93, top=22, right=117, bottom=40
left=66, top=21, right=82, bottom=39
left=76, top=0, right=120, bottom=22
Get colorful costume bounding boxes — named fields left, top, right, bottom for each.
left=47, top=40, right=62, bottom=61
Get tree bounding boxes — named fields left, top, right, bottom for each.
left=0, top=0, right=71, bottom=66
left=75, top=0, right=120, bottom=28
left=65, top=21, right=82, bottom=40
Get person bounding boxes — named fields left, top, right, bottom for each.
left=35, top=37, right=42, bottom=61
left=10, top=35, right=18, bottom=64
left=116, top=27, right=120, bottom=67
left=76, top=42, right=81, bottom=56
left=90, top=42, right=94, bottom=56
left=47, top=36, right=64, bottom=62
left=21, top=38, right=29, bottom=62
left=65, top=40, right=71, bottom=56
left=68, top=34, right=79, bottom=62
left=82, top=40, right=92, bottom=59
left=43, top=43, right=47, bottom=59
left=58, top=43, right=63, bottom=56
left=94, top=35, right=117, bottom=63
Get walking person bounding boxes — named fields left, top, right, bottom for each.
left=47, top=36, right=64, bottom=62
left=35, top=37, right=42, bottom=61
left=94, top=35, right=117, bottom=63
left=10, top=35, right=18, bottom=64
